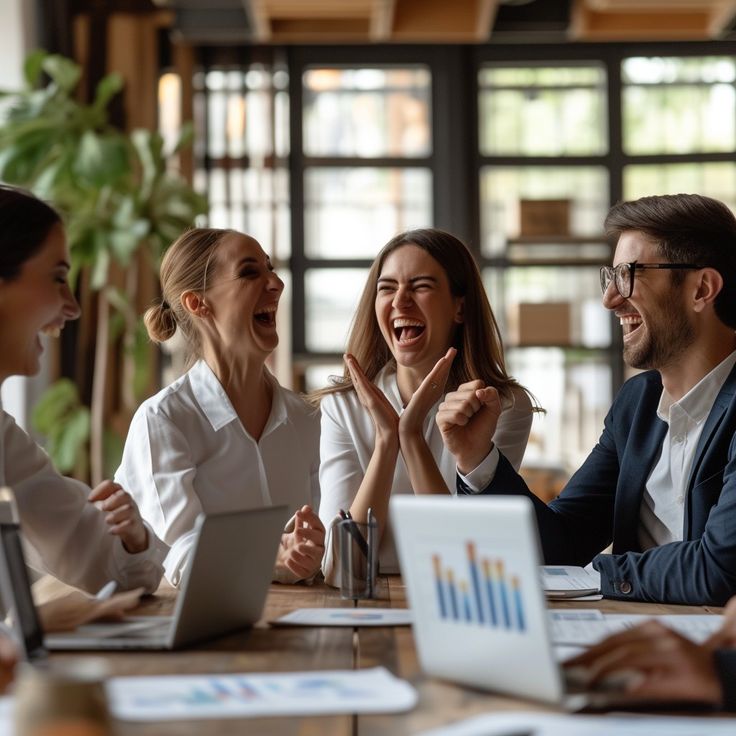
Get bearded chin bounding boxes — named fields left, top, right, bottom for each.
left=623, top=319, right=695, bottom=372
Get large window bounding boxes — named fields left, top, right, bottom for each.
left=297, top=62, right=434, bottom=387
left=182, top=42, right=736, bottom=480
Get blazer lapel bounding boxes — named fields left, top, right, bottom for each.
left=688, top=363, right=736, bottom=487
left=613, top=387, right=668, bottom=553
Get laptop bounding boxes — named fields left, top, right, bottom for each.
left=0, top=505, right=288, bottom=655
left=390, top=495, right=623, bottom=710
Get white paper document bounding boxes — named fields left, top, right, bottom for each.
left=542, top=566, right=601, bottom=598
left=420, top=711, right=736, bottom=736
left=549, top=609, right=723, bottom=647
left=107, top=666, right=417, bottom=721
left=272, top=607, right=413, bottom=627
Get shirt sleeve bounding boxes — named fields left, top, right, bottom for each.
left=318, top=393, right=365, bottom=587
left=115, top=405, right=202, bottom=587
left=2, top=411, right=165, bottom=594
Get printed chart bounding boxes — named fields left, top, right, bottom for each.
left=431, top=542, right=525, bottom=631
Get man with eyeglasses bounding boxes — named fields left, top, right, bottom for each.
left=438, top=192, right=736, bottom=605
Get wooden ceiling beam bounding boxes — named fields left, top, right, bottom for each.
left=573, top=0, right=736, bottom=40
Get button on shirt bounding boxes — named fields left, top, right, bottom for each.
left=639, top=350, right=736, bottom=550
left=115, top=360, right=320, bottom=585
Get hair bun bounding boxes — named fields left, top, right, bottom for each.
left=144, top=301, right=177, bottom=343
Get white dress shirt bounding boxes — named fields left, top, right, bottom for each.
left=115, top=359, right=320, bottom=586
left=638, top=350, right=736, bottom=550
left=318, top=364, right=533, bottom=579
left=0, top=409, right=166, bottom=594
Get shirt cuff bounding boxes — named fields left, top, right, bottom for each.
left=457, top=445, right=500, bottom=494
left=111, top=521, right=167, bottom=593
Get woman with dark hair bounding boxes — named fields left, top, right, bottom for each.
left=314, top=228, right=534, bottom=583
left=115, top=228, right=324, bottom=586
left=0, top=185, right=165, bottom=593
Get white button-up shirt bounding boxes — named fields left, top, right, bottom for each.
left=639, top=350, right=736, bottom=549
left=318, top=364, right=533, bottom=578
left=115, top=360, right=320, bottom=585
left=0, top=409, right=166, bottom=594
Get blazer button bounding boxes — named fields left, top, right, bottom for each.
left=619, top=581, right=632, bottom=595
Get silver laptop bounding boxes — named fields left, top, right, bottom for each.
left=391, top=495, right=619, bottom=710
left=0, top=506, right=288, bottom=655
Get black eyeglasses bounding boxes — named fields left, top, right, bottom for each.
left=599, top=262, right=704, bottom=299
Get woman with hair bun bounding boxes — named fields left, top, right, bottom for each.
left=314, top=228, right=534, bottom=584
left=0, top=184, right=165, bottom=594
left=116, top=228, right=324, bottom=586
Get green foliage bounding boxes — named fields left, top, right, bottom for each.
left=31, top=379, right=90, bottom=475
left=0, top=51, right=207, bottom=474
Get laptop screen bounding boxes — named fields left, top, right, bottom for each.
left=0, top=523, right=45, bottom=658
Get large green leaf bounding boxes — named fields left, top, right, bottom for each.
left=23, top=50, right=48, bottom=87
left=93, top=73, right=123, bottom=112
left=41, top=55, right=81, bottom=93
left=73, top=131, right=129, bottom=187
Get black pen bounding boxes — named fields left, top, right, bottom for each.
left=338, top=508, right=368, bottom=557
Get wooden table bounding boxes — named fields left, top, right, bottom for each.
left=45, top=577, right=723, bottom=735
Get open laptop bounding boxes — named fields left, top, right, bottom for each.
left=0, top=506, right=288, bottom=655
left=390, top=495, right=624, bottom=710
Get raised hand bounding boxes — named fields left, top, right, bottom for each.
left=436, top=379, right=502, bottom=474
left=88, top=481, right=149, bottom=554
left=345, top=353, right=399, bottom=446
left=400, top=348, right=456, bottom=439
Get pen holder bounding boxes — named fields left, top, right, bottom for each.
left=14, top=658, right=113, bottom=736
left=338, top=517, right=378, bottom=600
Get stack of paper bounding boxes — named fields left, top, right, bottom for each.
left=549, top=609, right=723, bottom=647
left=420, top=711, right=736, bottom=736
left=107, top=666, right=417, bottom=721
left=542, top=565, right=601, bottom=599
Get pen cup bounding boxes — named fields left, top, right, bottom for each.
left=14, top=658, right=113, bottom=736
left=338, top=517, right=378, bottom=600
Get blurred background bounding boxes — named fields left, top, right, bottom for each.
left=2, top=0, right=736, bottom=499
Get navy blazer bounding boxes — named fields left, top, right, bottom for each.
left=474, top=365, right=736, bottom=605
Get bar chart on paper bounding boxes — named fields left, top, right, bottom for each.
left=431, top=542, right=526, bottom=632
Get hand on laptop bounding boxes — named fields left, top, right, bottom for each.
left=88, top=481, right=148, bottom=554
left=563, top=619, right=723, bottom=706
left=436, top=380, right=502, bottom=474
left=275, top=506, right=326, bottom=582
left=37, top=587, right=145, bottom=633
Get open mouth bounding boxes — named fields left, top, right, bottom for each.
left=619, top=314, right=643, bottom=339
left=393, top=318, right=426, bottom=345
left=254, top=305, right=277, bottom=328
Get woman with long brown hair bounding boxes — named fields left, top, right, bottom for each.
left=315, top=228, right=534, bottom=583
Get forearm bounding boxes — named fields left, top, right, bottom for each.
left=400, top=432, right=451, bottom=495
left=349, top=436, right=399, bottom=536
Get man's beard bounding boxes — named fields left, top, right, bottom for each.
left=623, top=293, right=695, bottom=371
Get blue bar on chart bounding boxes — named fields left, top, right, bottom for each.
left=431, top=543, right=526, bottom=632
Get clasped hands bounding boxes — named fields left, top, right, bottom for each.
left=345, top=348, right=502, bottom=473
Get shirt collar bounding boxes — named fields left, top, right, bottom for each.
left=188, top=360, right=288, bottom=433
left=657, top=350, right=736, bottom=425
left=374, top=362, right=443, bottom=415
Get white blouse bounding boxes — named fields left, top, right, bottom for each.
left=115, top=360, right=320, bottom=586
left=0, top=409, right=166, bottom=594
left=318, top=364, right=533, bottom=578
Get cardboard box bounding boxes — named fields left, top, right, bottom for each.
left=516, top=302, right=571, bottom=345
left=519, top=199, right=571, bottom=237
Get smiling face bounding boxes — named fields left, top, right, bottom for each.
left=0, top=222, right=80, bottom=381
left=603, top=230, right=695, bottom=371
left=201, top=232, right=284, bottom=359
left=375, top=244, right=463, bottom=377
